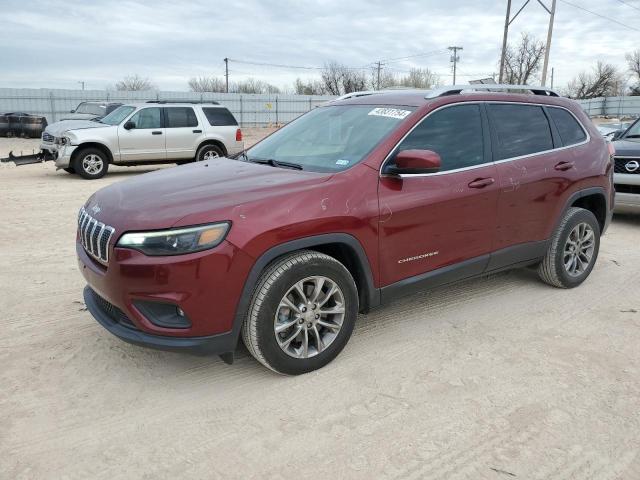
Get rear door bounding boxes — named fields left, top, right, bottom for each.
left=488, top=103, right=586, bottom=257
left=117, top=107, right=165, bottom=162
left=163, top=107, right=201, bottom=160
left=378, top=103, right=499, bottom=287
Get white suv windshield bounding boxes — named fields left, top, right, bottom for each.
left=246, top=105, right=415, bottom=172
left=99, top=106, right=136, bottom=125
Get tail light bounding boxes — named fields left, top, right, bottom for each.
left=236, top=128, right=242, bottom=142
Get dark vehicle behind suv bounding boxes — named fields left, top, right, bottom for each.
left=78, top=85, right=613, bottom=374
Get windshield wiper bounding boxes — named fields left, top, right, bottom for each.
left=248, top=157, right=303, bottom=170
left=624, top=134, right=640, bottom=138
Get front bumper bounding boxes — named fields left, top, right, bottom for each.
left=54, top=144, right=77, bottom=168
left=84, top=286, right=238, bottom=355
left=78, top=238, right=255, bottom=354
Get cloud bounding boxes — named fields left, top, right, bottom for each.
left=1, top=0, right=638, bottom=91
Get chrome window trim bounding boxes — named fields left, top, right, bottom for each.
left=379, top=100, right=591, bottom=178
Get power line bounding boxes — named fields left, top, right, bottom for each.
left=614, top=0, right=640, bottom=13
left=559, top=0, right=640, bottom=32
left=379, top=49, right=449, bottom=64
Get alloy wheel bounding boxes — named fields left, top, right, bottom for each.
left=82, top=154, right=104, bottom=175
left=202, top=150, right=220, bottom=161
left=563, top=222, right=595, bottom=277
left=274, top=276, right=345, bottom=359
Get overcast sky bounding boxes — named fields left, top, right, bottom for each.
left=1, top=0, right=638, bottom=92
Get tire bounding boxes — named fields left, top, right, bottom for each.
left=242, top=250, right=359, bottom=375
left=195, top=144, right=224, bottom=162
left=538, top=207, right=600, bottom=288
left=63, top=167, right=75, bottom=174
left=74, top=147, right=108, bottom=179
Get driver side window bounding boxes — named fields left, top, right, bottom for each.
left=394, top=104, right=485, bottom=172
left=128, top=108, right=161, bottom=129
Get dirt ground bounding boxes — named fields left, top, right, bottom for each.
left=1, top=129, right=639, bottom=479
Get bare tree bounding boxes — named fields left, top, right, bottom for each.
left=626, top=50, right=640, bottom=95
left=399, top=68, right=440, bottom=89
left=294, top=78, right=326, bottom=95
left=566, top=62, right=623, bottom=99
left=501, top=33, right=545, bottom=85
left=321, top=61, right=367, bottom=95
left=233, top=78, right=280, bottom=94
left=188, top=76, right=226, bottom=92
left=115, top=74, right=156, bottom=91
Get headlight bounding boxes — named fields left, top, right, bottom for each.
left=55, top=136, right=70, bottom=145
left=116, top=222, right=230, bottom=256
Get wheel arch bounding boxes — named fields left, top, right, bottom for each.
left=229, top=234, right=380, bottom=350
left=71, top=142, right=114, bottom=164
left=196, top=139, right=227, bottom=157
left=567, top=187, right=609, bottom=234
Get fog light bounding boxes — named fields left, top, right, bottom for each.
left=133, top=300, right=191, bottom=329
left=177, top=307, right=185, bottom=317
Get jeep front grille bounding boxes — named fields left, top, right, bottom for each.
left=78, top=207, right=115, bottom=264
left=614, top=157, right=640, bottom=175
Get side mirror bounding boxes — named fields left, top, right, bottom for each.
left=611, top=130, right=624, bottom=141
left=123, top=121, right=136, bottom=130
left=70, top=109, right=75, bottom=113
left=386, top=149, right=441, bottom=175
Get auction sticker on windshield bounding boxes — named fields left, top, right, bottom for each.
left=368, top=107, right=412, bottom=119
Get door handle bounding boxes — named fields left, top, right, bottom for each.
left=192, top=129, right=202, bottom=133
left=468, top=177, right=495, bottom=189
left=555, top=161, right=574, bottom=171
left=151, top=131, right=162, bottom=135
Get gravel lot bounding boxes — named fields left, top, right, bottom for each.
left=1, top=131, right=639, bottom=479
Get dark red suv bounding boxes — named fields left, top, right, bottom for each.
left=78, top=85, right=613, bottom=374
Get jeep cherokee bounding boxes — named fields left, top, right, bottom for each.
left=78, top=85, right=614, bottom=374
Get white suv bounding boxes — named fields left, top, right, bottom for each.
left=47, top=102, right=244, bottom=179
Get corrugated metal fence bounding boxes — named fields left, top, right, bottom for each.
left=0, top=88, right=335, bottom=126
left=576, top=96, right=640, bottom=118
left=2, top=88, right=639, bottom=124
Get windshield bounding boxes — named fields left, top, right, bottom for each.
left=76, top=103, right=105, bottom=115
left=623, top=119, right=640, bottom=139
left=99, top=105, right=136, bottom=125
left=246, top=105, right=415, bottom=172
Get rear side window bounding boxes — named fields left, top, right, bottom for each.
left=548, top=107, right=587, bottom=146
left=202, top=107, right=238, bottom=126
left=394, top=104, right=485, bottom=172
left=488, top=104, right=553, bottom=160
left=165, top=107, right=198, bottom=128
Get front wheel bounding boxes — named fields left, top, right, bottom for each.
left=74, top=148, right=108, bottom=179
left=538, top=207, right=600, bottom=288
left=242, top=250, right=359, bottom=375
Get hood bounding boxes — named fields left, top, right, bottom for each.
left=45, top=119, right=109, bottom=137
left=85, top=158, right=333, bottom=232
left=612, top=139, right=640, bottom=156
left=59, top=113, right=99, bottom=122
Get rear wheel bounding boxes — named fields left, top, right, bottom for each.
left=538, top=207, right=600, bottom=288
left=242, top=250, right=358, bottom=375
left=74, top=148, right=108, bottom=179
left=196, top=144, right=224, bottom=162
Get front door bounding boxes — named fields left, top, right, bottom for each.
left=117, top=107, right=165, bottom=162
left=378, top=103, right=499, bottom=287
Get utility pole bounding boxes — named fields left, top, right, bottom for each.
left=448, top=47, right=463, bottom=85
left=499, top=0, right=512, bottom=83
left=541, top=0, right=557, bottom=86
left=550, top=67, right=555, bottom=89
left=78, top=81, right=85, bottom=90
left=224, top=57, right=229, bottom=93
left=376, top=61, right=382, bottom=90
left=498, top=0, right=556, bottom=85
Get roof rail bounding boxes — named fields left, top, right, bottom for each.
left=145, top=100, right=220, bottom=105
left=425, top=84, right=560, bottom=99
left=332, top=91, right=379, bottom=102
